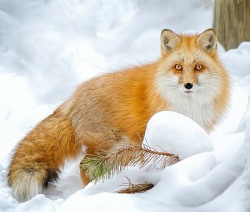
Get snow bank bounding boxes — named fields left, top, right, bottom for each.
left=1, top=0, right=250, bottom=211
left=143, top=111, right=213, bottom=159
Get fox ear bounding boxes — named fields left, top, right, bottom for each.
left=161, top=29, right=181, bottom=54
left=197, top=29, right=217, bottom=53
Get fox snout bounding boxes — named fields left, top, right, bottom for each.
left=179, top=69, right=196, bottom=93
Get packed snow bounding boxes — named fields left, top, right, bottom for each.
left=0, top=0, right=250, bottom=211
left=143, top=111, right=213, bottom=159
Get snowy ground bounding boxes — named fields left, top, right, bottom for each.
left=1, top=0, right=250, bottom=211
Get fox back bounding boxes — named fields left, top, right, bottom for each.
left=8, top=29, right=230, bottom=202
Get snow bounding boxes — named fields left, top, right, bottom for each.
left=0, top=0, right=250, bottom=211
left=143, top=111, right=213, bottom=159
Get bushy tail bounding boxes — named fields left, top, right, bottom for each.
left=8, top=110, right=81, bottom=202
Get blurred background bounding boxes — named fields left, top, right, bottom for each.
left=213, top=0, right=249, bottom=50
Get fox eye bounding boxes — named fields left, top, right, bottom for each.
left=195, top=64, right=203, bottom=71
left=175, top=64, right=182, bottom=71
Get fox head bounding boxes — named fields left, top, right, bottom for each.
left=157, top=28, right=228, bottom=104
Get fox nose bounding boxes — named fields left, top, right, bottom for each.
left=184, top=83, right=193, bottom=90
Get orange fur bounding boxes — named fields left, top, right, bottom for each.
left=8, top=29, right=230, bottom=202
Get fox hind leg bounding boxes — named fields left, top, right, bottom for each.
left=78, top=131, right=134, bottom=185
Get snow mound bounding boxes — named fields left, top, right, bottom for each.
left=143, top=111, right=213, bottom=159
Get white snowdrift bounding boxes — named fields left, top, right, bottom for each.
left=143, top=111, right=213, bottom=159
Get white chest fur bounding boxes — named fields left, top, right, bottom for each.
left=168, top=94, right=216, bottom=131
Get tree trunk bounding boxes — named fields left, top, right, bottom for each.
left=213, top=0, right=250, bottom=50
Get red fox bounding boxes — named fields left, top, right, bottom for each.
left=8, top=29, right=230, bottom=202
